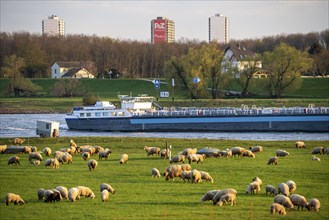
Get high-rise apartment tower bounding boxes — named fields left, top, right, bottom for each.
left=151, top=17, right=175, bottom=44
left=209, top=13, right=228, bottom=43
left=42, top=15, right=65, bottom=37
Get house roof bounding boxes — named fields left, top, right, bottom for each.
left=62, top=67, right=84, bottom=77
left=225, top=44, right=255, bottom=61
left=56, top=61, right=82, bottom=68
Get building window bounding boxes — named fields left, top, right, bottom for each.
left=46, top=123, right=50, bottom=129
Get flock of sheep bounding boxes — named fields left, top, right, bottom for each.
left=1, top=138, right=327, bottom=216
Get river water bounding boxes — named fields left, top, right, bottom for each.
left=0, top=114, right=328, bottom=141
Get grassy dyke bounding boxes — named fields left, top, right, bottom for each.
left=0, top=137, right=328, bottom=219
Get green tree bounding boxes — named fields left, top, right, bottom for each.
left=6, top=78, right=41, bottom=97
left=262, top=43, right=312, bottom=98
left=1, top=55, right=25, bottom=79
left=51, top=79, right=86, bottom=97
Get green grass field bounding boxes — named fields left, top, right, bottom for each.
left=0, top=137, right=328, bottom=219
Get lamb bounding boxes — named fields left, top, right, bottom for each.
left=242, top=150, right=255, bottom=158
left=190, top=169, right=202, bottom=183
left=212, top=189, right=238, bottom=205
left=200, top=171, right=214, bottom=183
left=8, top=155, right=20, bottom=165
left=13, top=138, right=25, bottom=145
left=265, top=185, right=278, bottom=196
left=68, top=187, right=80, bottom=202
left=77, top=186, right=95, bottom=199
left=187, top=154, right=206, bottom=164
left=44, top=158, right=60, bottom=169
left=101, top=189, right=109, bottom=202
left=42, top=147, right=52, bottom=157
left=295, top=141, right=306, bottom=149
left=180, top=164, right=192, bottom=171
left=82, top=152, right=90, bottom=160
left=231, top=146, right=246, bottom=157
left=5, top=193, right=25, bottom=206
left=0, top=145, right=7, bottom=153
left=312, top=156, right=321, bottom=161
left=180, top=171, right=192, bottom=182
left=56, top=186, right=68, bottom=200
left=119, top=154, right=128, bottom=164
left=28, top=152, right=43, bottom=163
left=45, top=191, right=61, bottom=203
left=246, top=182, right=261, bottom=194
left=308, top=198, right=320, bottom=211
left=200, top=190, right=221, bottom=202
left=170, top=155, right=185, bottom=163
left=143, top=146, right=160, bottom=156
left=270, top=203, right=286, bottom=215
left=87, top=159, right=98, bottom=171
left=267, top=156, right=278, bottom=165
left=100, top=183, right=115, bottom=194
left=311, top=147, right=325, bottom=154
left=33, top=160, right=40, bottom=166
left=276, top=149, right=290, bottom=157
left=278, top=183, right=290, bottom=196
left=286, top=180, right=297, bottom=193
left=290, top=194, right=310, bottom=210
left=151, top=168, right=161, bottom=178
left=274, top=195, right=294, bottom=210
left=99, top=149, right=112, bottom=160
left=249, top=146, right=263, bottom=154
left=218, top=193, right=236, bottom=206
left=164, top=165, right=183, bottom=181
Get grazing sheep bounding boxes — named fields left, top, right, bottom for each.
left=94, top=146, right=104, bottom=154
left=119, top=154, right=128, bottom=164
left=200, top=190, right=221, bottom=202
left=44, top=158, right=60, bottom=169
left=308, top=198, right=320, bottom=211
left=312, top=156, right=321, bottom=161
left=45, top=191, right=61, bottom=203
left=200, top=171, right=214, bottom=183
left=267, top=156, right=278, bottom=165
left=33, top=160, right=40, bottom=166
left=180, top=148, right=197, bottom=156
left=56, top=186, right=68, bottom=200
left=180, top=164, right=192, bottom=171
left=99, top=149, right=112, bottom=160
left=8, top=155, right=20, bottom=165
left=218, top=149, right=232, bottom=157
left=43, top=190, right=54, bottom=201
left=69, top=146, right=77, bottom=154
left=28, top=152, right=43, bottom=163
left=266, top=185, right=278, bottom=196
left=164, top=165, right=183, bottom=181
left=100, top=183, right=115, bottom=194
left=61, top=153, right=73, bottom=164
left=180, top=171, right=192, bottom=182
left=81, top=146, right=96, bottom=155
left=187, top=154, right=206, bottom=164
left=242, top=150, right=255, bottom=158
left=290, top=194, right=310, bottom=210
left=160, top=149, right=170, bottom=159
left=325, top=147, right=329, bottom=155
left=246, top=182, right=261, bottom=194
left=68, top=187, right=80, bottom=202
left=0, top=145, right=7, bottom=153
left=77, top=186, right=95, bottom=199
left=82, top=152, right=90, bottom=160
left=42, top=147, right=52, bottom=157
left=37, top=188, right=46, bottom=200
left=23, top=146, right=31, bottom=154
left=59, top=147, right=72, bottom=154
left=31, top=146, right=38, bottom=152
left=276, top=149, right=290, bottom=157
left=151, top=168, right=161, bottom=178
left=5, top=193, right=25, bottom=206
left=295, top=141, right=306, bottom=149
left=190, top=169, right=202, bottom=183
left=252, top=177, right=263, bottom=186
left=70, top=139, right=77, bottom=147
left=213, top=189, right=238, bottom=205
left=231, top=147, right=246, bottom=157
left=270, top=203, right=286, bottom=215
left=218, top=193, right=236, bottom=206
left=143, top=146, right=160, bottom=156
left=170, top=155, right=185, bottom=163
left=249, top=146, right=263, bottom=154
left=13, top=138, right=25, bottom=145
left=286, top=180, right=297, bottom=193
left=278, top=183, right=290, bottom=197
left=274, top=195, right=294, bottom=210
left=101, top=189, right=109, bottom=202
left=311, top=147, right=325, bottom=154
left=87, top=159, right=98, bottom=171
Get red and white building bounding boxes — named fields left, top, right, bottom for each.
left=151, top=17, right=175, bottom=44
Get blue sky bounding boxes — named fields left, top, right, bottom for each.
left=1, top=0, right=328, bottom=41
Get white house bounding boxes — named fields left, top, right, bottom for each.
left=51, top=62, right=82, bottom=78
left=61, top=67, right=94, bottom=78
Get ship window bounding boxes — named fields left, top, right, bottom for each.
left=80, top=113, right=84, bottom=117
left=95, top=112, right=101, bottom=117
left=86, top=113, right=91, bottom=117
left=111, top=112, right=117, bottom=116
left=103, top=112, right=109, bottom=117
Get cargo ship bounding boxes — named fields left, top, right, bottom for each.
left=65, top=95, right=329, bottom=132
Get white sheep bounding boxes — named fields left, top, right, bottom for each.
left=160, top=149, right=170, bottom=159
left=252, top=177, right=263, bottom=186
left=101, top=189, right=109, bottom=202
left=295, top=141, right=306, bottom=149
left=187, top=154, right=206, bottom=164
left=265, top=185, right=278, bottom=196
left=218, top=193, right=236, bottom=206
left=242, top=150, right=255, bottom=158
left=312, top=156, right=321, bottom=161
left=61, top=153, right=73, bottom=164
left=87, top=159, right=98, bottom=171
left=119, top=154, right=128, bottom=164
left=311, top=147, right=325, bottom=154
left=180, top=148, right=197, bottom=156
left=270, top=203, right=286, bottom=215
left=56, top=186, right=68, bottom=200
left=267, top=156, right=278, bottom=165
left=180, top=164, right=192, bottom=171
left=308, top=198, right=321, bottom=211
left=151, top=168, right=161, bottom=178
left=286, top=180, right=297, bottom=193
left=28, top=152, right=43, bottom=163
left=170, top=155, right=185, bottom=163
left=68, top=187, right=80, bottom=202
left=0, top=145, right=7, bottom=153
left=200, top=171, right=214, bottom=183
left=190, top=169, right=202, bottom=183
left=33, top=160, right=40, bottom=166
left=99, top=149, right=112, bottom=160
left=290, top=194, right=310, bottom=210
left=246, top=182, right=260, bottom=194
left=82, top=152, right=90, bottom=160
left=249, top=146, right=263, bottom=154
left=276, top=149, right=290, bottom=157
left=94, top=146, right=104, bottom=154
left=231, top=147, right=246, bottom=157
left=143, top=146, right=160, bottom=156
left=200, top=190, right=221, bottom=202
left=164, top=165, right=183, bottom=181
left=5, top=193, right=25, bottom=205
left=44, top=158, right=59, bottom=169
left=77, top=186, right=95, bottom=199
left=274, top=195, right=294, bottom=210
left=278, top=183, right=290, bottom=196
left=70, top=139, right=77, bottom=147
left=42, top=147, right=52, bottom=157
left=100, top=183, right=115, bottom=194
left=8, top=155, right=20, bottom=165
left=23, top=146, right=32, bottom=154
left=13, top=138, right=25, bottom=145
left=180, top=171, right=192, bottom=182
left=218, top=149, right=233, bottom=157
left=212, top=189, right=238, bottom=205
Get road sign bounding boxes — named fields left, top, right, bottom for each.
left=160, top=91, right=169, bottom=97
left=193, top=77, right=201, bottom=83
left=152, top=79, right=160, bottom=89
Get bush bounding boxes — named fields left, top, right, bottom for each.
left=82, top=94, right=100, bottom=106
left=51, top=79, right=86, bottom=97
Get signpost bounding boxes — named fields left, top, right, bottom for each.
left=152, top=79, right=160, bottom=101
